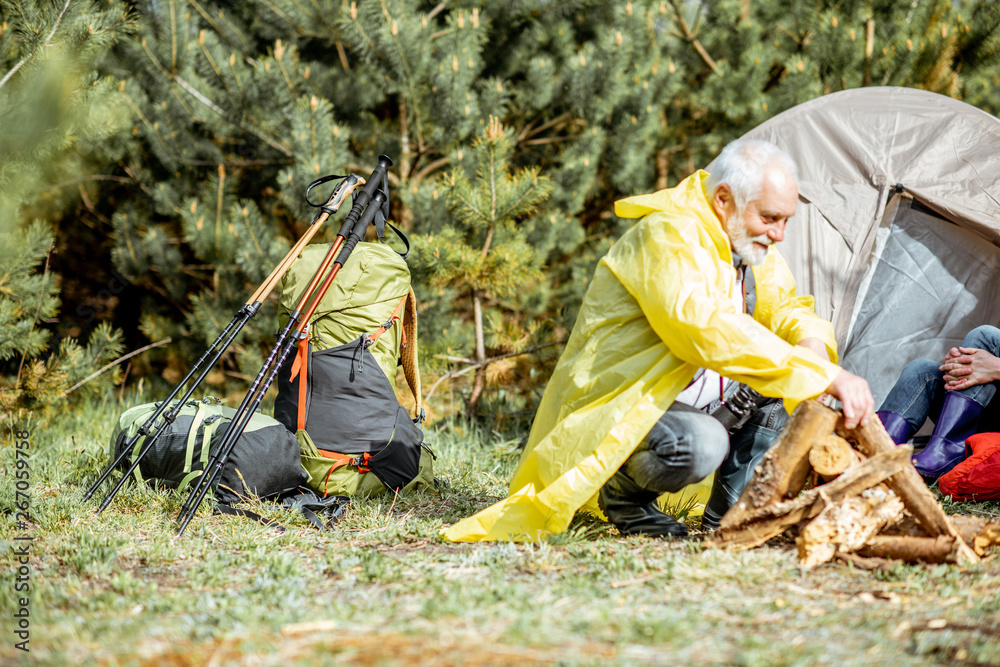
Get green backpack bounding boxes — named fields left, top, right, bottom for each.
left=273, top=241, right=433, bottom=497
left=109, top=397, right=308, bottom=503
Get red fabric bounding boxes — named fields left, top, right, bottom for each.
left=938, top=432, right=1000, bottom=501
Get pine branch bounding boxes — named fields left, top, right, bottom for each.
left=16, top=244, right=54, bottom=385
left=413, top=156, right=450, bottom=183
left=171, top=74, right=294, bottom=157
left=43, top=175, right=134, bottom=192
left=424, top=340, right=564, bottom=403
left=0, top=0, right=72, bottom=90
left=427, top=3, right=447, bottom=20
left=63, top=338, right=172, bottom=396
left=187, top=0, right=251, bottom=53
left=517, top=112, right=572, bottom=144
left=134, top=38, right=292, bottom=157
left=667, top=0, right=722, bottom=76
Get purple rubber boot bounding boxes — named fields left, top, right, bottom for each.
left=876, top=410, right=917, bottom=445
left=912, top=391, right=984, bottom=481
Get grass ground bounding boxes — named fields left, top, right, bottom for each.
left=2, top=390, right=999, bottom=666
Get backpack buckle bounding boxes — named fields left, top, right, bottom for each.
left=350, top=452, right=372, bottom=472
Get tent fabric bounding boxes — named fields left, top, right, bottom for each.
left=736, top=87, right=1000, bottom=408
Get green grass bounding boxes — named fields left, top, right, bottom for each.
left=2, top=391, right=999, bottom=666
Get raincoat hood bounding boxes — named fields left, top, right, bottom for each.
left=442, top=171, right=841, bottom=543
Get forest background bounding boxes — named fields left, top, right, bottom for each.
left=4, top=0, right=1000, bottom=434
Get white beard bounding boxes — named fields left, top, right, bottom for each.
left=728, top=221, right=772, bottom=266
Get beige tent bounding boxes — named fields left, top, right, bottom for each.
left=735, top=86, right=1000, bottom=405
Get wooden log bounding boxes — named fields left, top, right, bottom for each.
left=836, top=417, right=980, bottom=565
left=796, top=485, right=905, bottom=568
left=707, top=445, right=912, bottom=550
left=720, top=400, right=839, bottom=530
left=809, top=434, right=861, bottom=478
left=884, top=514, right=1000, bottom=557
left=857, top=535, right=960, bottom=564
left=835, top=551, right=896, bottom=572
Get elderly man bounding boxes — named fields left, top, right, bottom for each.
left=442, top=139, right=874, bottom=543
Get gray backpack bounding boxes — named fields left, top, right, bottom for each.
left=109, top=397, right=308, bottom=503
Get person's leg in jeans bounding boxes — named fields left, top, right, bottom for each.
left=877, top=358, right=946, bottom=443
left=701, top=398, right=787, bottom=529
left=912, top=326, right=1000, bottom=479
left=878, top=325, right=1000, bottom=447
left=601, top=401, right=729, bottom=538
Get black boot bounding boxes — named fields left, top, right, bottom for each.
left=599, top=469, right=688, bottom=538
left=912, top=391, right=984, bottom=481
left=877, top=410, right=917, bottom=445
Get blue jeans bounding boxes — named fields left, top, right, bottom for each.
left=624, top=401, right=730, bottom=494
left=879, top=325, right=1000, bottom=429
left=626, top=397, right=788, bottom=526
left=703, top=398, right=788, bottom=526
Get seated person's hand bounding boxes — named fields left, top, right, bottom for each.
left=825, top=370, right=874, bottom=430
left=941, top=346, right=1000, bottom=391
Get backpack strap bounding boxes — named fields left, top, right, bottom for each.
left=318, top=450, right=372, bottom=497
left=213, top=489, right=349, bottom=533
left=401, top=286, right=424, bottom=423
left=368, top=295, right=408, bottom=346
left=289, top=334, right=310, bottom=431
left=183, top=403, right=209, bottom=474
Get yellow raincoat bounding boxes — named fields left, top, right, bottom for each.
left=441, top=170, right=842, bottom=543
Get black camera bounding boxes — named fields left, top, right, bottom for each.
left=709, top=382, right=765, bottom=434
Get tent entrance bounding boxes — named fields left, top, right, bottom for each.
left=841, top=194, right=1000, bottom=405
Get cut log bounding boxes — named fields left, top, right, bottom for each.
left=884, top=514, right=1000, bottom=557
left=796, top=485, right=905, bottom=568
left=835, top=551, right=896, bottom=572
left=857, top=535, right=961, bottom=564
left=809, top=434, right=861, bottom=478
left=836, top=417, right=980, bottom=565
left=707, top=445, right=912, bottom=550
left=720, top=400, right=839, bottom=529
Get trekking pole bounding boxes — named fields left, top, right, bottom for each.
left=84, top=174, right=364, bottom=509
left=176, top=187, right=390, bottom=536
left=175, top=156, right=393, bottom=534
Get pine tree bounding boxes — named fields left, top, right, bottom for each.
left=37, top=0, right=1000, bottom=429
left=0, top=1, right=132, bottom=428
left=411, top=117, right=552, bottom=419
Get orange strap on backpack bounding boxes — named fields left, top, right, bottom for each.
left=368, top=295, right=408, bottom=346
left=289, top=335, right=310, bottom=431
left=319, top=450, right=372, bottom=497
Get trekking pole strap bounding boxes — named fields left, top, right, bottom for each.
left=386, top=222, right=410, bottom=259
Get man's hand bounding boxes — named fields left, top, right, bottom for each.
left=940, top=346, right=1000, bottom=391
left=825, top=370, right=874, bottom=430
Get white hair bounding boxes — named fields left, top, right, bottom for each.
left=706, top=139, right=798, bottom=212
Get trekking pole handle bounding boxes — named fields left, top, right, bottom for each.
left=295, top=190, right=389, bottom=331
left=335, top=155, right=392, bottom=238
left=335, top=189, right=387, bottom=266
left=305, top=173, right=363, bottom=222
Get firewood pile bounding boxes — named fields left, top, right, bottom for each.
left=706, top=400, right=1000, bottom=569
